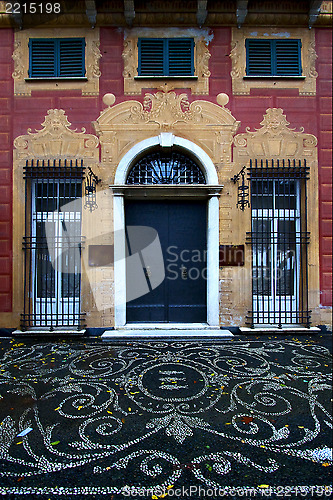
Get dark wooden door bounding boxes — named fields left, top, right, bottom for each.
left=125, top=200, right=207, bottom=323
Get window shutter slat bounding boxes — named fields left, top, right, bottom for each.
left=139, top=39, right=164, bottom=76
left=168, top=39, right=194, bottom=76
left=275, top=39, right=301, bottom=75
left=29, top=40, right=56, bottom=77
left=59, top=39, right=85, bottom=77
left=246, top=40, right=272, bottom=75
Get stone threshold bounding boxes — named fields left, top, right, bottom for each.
left=240, top=326, right=321, bottom=334
left=13, top=329, right=86, bottom=338
left=101, top=329, right=233, bottom=340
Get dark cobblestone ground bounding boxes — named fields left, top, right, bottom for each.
left=0, top=334, right=332, bottom=499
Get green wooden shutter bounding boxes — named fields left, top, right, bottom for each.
left=246, top=39, right=272, bottom=76
left=29, top=38, right=85, bottom=78
left=275, top=39, right=301, bottom=75
left=138, top=39, right=164, bottom=76
left=168, top=39, right=194, bottom=76
left=29, top=39, right=56, bottom=77
left=246, top=39, right=302, bottom=76
left=59, top=39, right=85, bottom=77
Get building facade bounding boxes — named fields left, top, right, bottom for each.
left=0, top=0, right=332, bottom=334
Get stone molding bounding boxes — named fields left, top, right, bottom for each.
left=12, top=27, right=101, bottom=96
left=122, top=28, right=211, bottom=95
left=230, top=27, right=317, bottom=96
left=14, top=109, right=99, bottom=162
left=233, top=108, right=317, bottom=160
left=94, top=91, right=240, bottom=172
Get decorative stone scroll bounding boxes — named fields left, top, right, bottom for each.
left=233, top=108, right=317, bottom=161
left=14, top=109, right=99, bottom=163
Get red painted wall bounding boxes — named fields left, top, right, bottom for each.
left=0, top=29, right=13, bottom=312
left=2, top=25, right=332, bottom=315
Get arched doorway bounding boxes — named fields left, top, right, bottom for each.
left=112, top=134, right=221, bottom=328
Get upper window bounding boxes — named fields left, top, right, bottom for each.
left=138, top=38, right=194, bottom=77
left=28, top=38, right=85, bottom=78
left=246, top=39, right=302, bottom=76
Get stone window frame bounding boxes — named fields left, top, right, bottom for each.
left=122, top=28, right=212, bottom=95
left=230, top=27, right=317, bottom=96
left=12, top=28, right=101, bottom=96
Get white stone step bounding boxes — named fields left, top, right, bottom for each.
left=101, top=329, right=233, bottom=339
left=239, top=326, right=321, bottom=334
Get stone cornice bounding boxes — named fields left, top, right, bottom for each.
left=0, top=1, right=332, bottom=28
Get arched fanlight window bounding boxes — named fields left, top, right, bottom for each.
left=126, top=151, right=206, bottom=185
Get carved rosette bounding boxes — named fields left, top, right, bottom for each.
left=233, top=108, right=317, bottom=159
left=14, top=109, right=99, bottom=162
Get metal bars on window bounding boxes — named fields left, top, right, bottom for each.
left=246, top=159, right=310, bottom=327
left=22, top=159, right=85, bottom=330
left=126, top=151, right=206, bottom=185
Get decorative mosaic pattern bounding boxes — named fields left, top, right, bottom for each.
left=0, top=336, right=332, bottom=498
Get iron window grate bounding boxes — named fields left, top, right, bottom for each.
left=126, top=151, right=206, bottom=185
left=22, top=159, right=86, bottom=330
left=246, top=159, right=310, bottom=328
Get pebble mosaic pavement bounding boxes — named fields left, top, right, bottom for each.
left=0, top=335, right=332, bottom=499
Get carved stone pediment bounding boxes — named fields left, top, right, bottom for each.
left=14, top=109, right=99, bottom=162
left=233, top=108, right=317, bottom=160
left=94, top=91, right=239, bottom=170
left=95, top=91, right=239, bottom=131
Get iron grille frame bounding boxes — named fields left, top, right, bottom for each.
left=126, top=151, right=206, bottom=185
left=22, top=159, right=86, bottom=331
left=246, top=159, right=311, bottom=328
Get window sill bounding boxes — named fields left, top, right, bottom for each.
left=25, top=77, right=88, bottom=82
left=243, top=76, right=306, bottom=80
left=134, top=75, right=198, bottom=80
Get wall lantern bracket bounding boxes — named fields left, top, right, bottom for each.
left=84, top=167, right=101, bottom=212
left=231, top=166, right=250, bottom=211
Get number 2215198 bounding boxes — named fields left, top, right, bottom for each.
left=6, top=3, right=61, bottom=14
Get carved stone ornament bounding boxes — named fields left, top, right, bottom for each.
left=233, top=108, right=317, bottom=160
left=14, top=109, right=99, bottom=162
left=122, top=28, right=212, bottom=95
left=12, top=28, right=101, bottom=96
left=94, top=91, right=240, bottom=167
left=230, top=27, right=317, bottom=96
